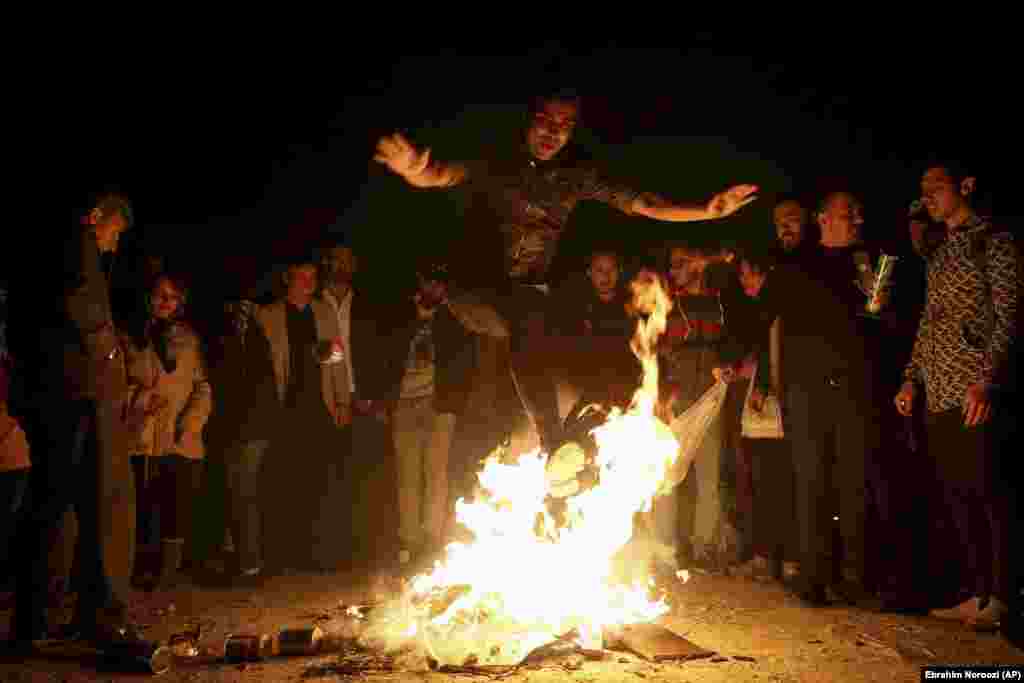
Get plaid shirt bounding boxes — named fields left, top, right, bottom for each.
left=904, top=215, right=1019, bottom=412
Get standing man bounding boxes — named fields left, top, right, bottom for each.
left=737, top=192, right=877, bottom=606
left=895, top=163, right=1018, bottom=629
left=379, top=259, right=475, bottom=566
left=656, top=245, right=732, bottom=571
left=373, top=92, right=757, bottom=455
left=559, top=248, right=638, bottom=420
left=771, top=198, right=814, bottom=265
left=255, top=256, right=352, bottom=572
left=11, top=192, right=142, bottom=645
left=320, top=239, right=395, bottom=561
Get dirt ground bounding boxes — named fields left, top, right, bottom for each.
left=2, top=562, right=1022, bottom=683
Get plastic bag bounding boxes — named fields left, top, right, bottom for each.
left=660, top=379, right=729, bottom=495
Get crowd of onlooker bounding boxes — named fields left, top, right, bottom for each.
left=0, top=99, right=1018, bottom=650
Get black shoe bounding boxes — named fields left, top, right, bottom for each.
left=876, top=593, right=930, bottom=615
left=830, top=580, right=876, bottom=607
left=2, top=630, right=49, bottom=657
left=132, top=571, right=160, bottom=592
left=229, top=567, right=265, bottom=588
left=793, top=584, right=830, bottom=607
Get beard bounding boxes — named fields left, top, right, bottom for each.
left=419, top=289, right=446, bottom=309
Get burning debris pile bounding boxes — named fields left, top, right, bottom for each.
left=353, top=270, right=721, bottom=669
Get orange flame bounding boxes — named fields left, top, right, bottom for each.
left=371, top=270, right=682, bottom=666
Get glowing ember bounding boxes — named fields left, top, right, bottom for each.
left=373, top=270, right=683, bottom=666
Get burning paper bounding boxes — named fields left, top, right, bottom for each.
left=363, top=270, right=690, bottom=666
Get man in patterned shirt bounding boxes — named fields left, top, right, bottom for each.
left=894, top=162, right=1018, bottom=630
left=374, top=92, right=757, bottom=454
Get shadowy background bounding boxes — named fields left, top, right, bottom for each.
left=50, top=43, right=1005, bottom=318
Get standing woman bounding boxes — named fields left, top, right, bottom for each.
left=124, top=273, right=212, bottom=587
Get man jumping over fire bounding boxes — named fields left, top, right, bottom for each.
left=374, top=92, right=757, bottom=459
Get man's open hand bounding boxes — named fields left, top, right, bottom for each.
left=963, top=383, right=993, bottom=427
left=705, top=184, right=759, bottom=219
left=373, top=132, right=432, bottom=184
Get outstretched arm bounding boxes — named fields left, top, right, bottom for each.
left=373, top=132, right=469, bottom=189
left=631, top=185, right=759, bottom=222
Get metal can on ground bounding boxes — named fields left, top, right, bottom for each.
left=277, top=625, right=323, bottom=656
left=97, top=640, right=173, bottom=675
left=224, top=633, right=274, bottom=661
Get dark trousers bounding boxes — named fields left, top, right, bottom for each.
left=347, top=414, right=392, bottom=560
left=0, top=469, right=30, bottom=582
left=14, top=403, right=117, bottom=637
left=131, top=456, right=160, bottom=549
left=925, top=408, right=1012, bottom=603
left=131, top=454, right=200, bottom=544
left=786, top=376, right=870, bottom=590
left=863, top=412, right=929, bottom=601
left=264, top=410, right=352, bottom=571
left=225, top=439, right=269, bottom=570
left=748, top=437, right=797, bottom=566
left=446, top=336, right=522, bottom=534
left=488, top=283, right=563, bottom=450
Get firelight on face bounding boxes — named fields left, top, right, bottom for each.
left=287, top=265, right=318, bottom=299
left=526, top=100, right=578, bottom=161
left=151, top=278, right=184, bottom=320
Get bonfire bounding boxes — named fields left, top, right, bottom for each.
left=360, top=270, right=723, bottom=667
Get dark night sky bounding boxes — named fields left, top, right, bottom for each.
left=64, top=45, right=1004, bottom=301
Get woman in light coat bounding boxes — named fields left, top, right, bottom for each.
left=124, top=273, right=212, bottom=587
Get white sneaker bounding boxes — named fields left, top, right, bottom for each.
left=967, top=597, right=1008, bottom=631
left=929, top=596, right=984, bottom=621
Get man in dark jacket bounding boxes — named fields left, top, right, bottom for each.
left=209, top=298, right=277, bottom=584
left=735, top=192, right=880, bottom=607
left=10, top=192, right=142, bottom=646
left=379, top=259, right=475, bottom=567
left=557, top=248, right=638, bottom=420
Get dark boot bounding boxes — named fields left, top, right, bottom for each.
left=131, top=544, right=162, bottom=591
left=158, top=538, right=186, bottom=589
